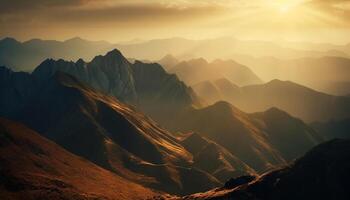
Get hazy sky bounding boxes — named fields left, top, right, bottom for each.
left=1, top=0, right=350, bottom=44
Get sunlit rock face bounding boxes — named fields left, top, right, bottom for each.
left=31, top=49, right=198, bottom=125
left=32, top=49, right=138, bottom=103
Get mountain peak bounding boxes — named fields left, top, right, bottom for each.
left=264, top=107, right=290, bottom=118
left=0, top=37, right=20, bottom=45
left=211, top=101, right=233, bottom=110
left=106, top=49, right=123, bottom=57
left=189, top=58, right=208, bottom=65
left=162, top=54, right=177, bottom=60
left=64, top=37, right=85, bottom=43
left=266, top=79, right=292, bottom=86
left=76, top=58, right=86, bottom=66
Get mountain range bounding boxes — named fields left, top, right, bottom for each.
left=0, top=68, right=220, bottom=195
left=166, top=101, right=323, bottom=172
left=0, top=47, right=341, bottom=199
left=2, top=37, right=349, bottom=72
left=167, top=58, right=262, bottom=87
left=0, top=37, right=112, bottom=71
left=30, top=49, right=198, bottom=125
left=233, top=56, right=350, bottom=95
left=172, top=139, right=350, bottom=200
left=193, top=78, right=350, bottom=122
left=0, top=61, right=323, bottom=191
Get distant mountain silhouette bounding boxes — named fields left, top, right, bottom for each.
left=0, top=37, right=112, bottom=71
left=235, top=80, right=350, bottom=122
left=114, top=37, right=348, bottom=60
left=157, top=54, right=180, bottom=70
left=166, top=101, right=323, bottom=172
left=193, top=78, right=240, bottom=105
left=234, top=56, right=350, bottom=95
left=3, top=37, right=347, bottom=73
left=194, top=78, right=350, bottom=122
left=178, top=139, right=350, bottom=200
left=0, top=118, right=155, bottom=200
left=169, top=58, right=262, bottom=86
left=0, top=68, right=219, bottom=195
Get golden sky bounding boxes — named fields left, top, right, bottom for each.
left=1, top=0, right=350, bottom=43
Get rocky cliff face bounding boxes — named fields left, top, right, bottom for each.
left=132, top=61, right=199, bottom=123
left=0, top=66, right=38, bottom=116
left=31, top=49, right=198, bottom=123
left=33, top=49, right=138, bottom=103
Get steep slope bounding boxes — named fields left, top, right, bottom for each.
left=0, top=118, right=155, bottom=200
left=251, top=108, right=324, bottom=161
left=170, top=58, right=262, bottom=86
left=131, top=61, right=199, bottom=124
left=33, top=49, right=138, bottom=103
left=232, top=80, right=350, bottom=122
left=166, top=101, right=322, bottom=172
left=181, top=133, right=256, bottom=182
left=0, top=67, right=220, bottom=195
left=31, top=49, right=198, bottom=124
left=168, top=102, right=284, bottom=171
left=179, top=139, right=350, bottom=200
left=0, top=66, right=38, bottom=117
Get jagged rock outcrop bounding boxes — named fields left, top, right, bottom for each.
left=33, top=49, right=138, bottom=103
left=30, top=49, right=198, bottom=123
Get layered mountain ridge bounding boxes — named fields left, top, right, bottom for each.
left=0, top=68, right=218, bottom=195
left=31, top=49, right=198, bottom=123
left=194, top=78, right=350, bottom=122
left=0, top=48, right=326, bottom=197
left=169, top=58, right=262, bottom=86
left=174, top=139, right=350, bottom=200
left=165, top=101, right=323, bottom=172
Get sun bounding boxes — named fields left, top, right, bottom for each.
left=279, top=5, right=290, bottom=13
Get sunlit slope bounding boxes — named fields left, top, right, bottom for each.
left=166, top=101, right=322, bottom=172
left=0, top=68, right=220, bottom=195
left=0, top=118, right=156, bottom=200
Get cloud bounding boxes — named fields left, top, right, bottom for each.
left=1, top=0, right=350, bottom=43
left=0, top=1, right=227, bottom=26
left=0, top=0, right=93, bottom=13
left=304, top=0, right=350, bottom=25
